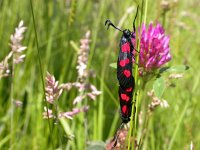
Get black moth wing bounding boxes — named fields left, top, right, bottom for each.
left=117, top=36, right=134, bottom=88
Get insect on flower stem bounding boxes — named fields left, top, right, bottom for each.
left=105, top=5, right=140, bottom=149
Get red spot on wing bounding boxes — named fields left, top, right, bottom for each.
left=123, top=70, right=131, bottom=77
left=119, top=58, right=130, bottom=67
left=126, top=87, right=133, bottom=92
left=125, top=58, right=130, bottom=64
left=122, top=105, right=128, bottom=115
left=121, top=43, right=130, bottom=53
left=119, top=60, right=126, bottom=67
left=120, top=94, right=130, bottom=102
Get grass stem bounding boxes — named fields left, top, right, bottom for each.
left=29, top=0, right=54, bottom=148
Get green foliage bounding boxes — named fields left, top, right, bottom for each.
left=85, top=142, right=105, bottom=150
left=109, top=62, right=117, bottom=69
left=159, top=65, right=189, bottom=74
left=0, top=0, right=200, bottom=150
left=153, top=77, right=165, bottom=98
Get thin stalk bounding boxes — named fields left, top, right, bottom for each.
left=162, top=12, right=166, bottom=28
left=83, top=75, right=91, bottom=144
left=168, top=100, right=190, bottom=150
left=54, top=101, right=63, bottom=148
left=79, top=90, right=88, bottom=146
left=143, top=0, right=148, bottom=24
left=84, top=97, right=88, bottom=144
left=137, top=107, right=151, bottom=149
left=10, top=54, right=14, bottom=147
left=127, top=0, right=147, bottom=148
left=134, top=0, right=149, bottom=149
left=87, top=0, right=106, bottom=69
left=127, top=7, right=141, bottom=150
left=29, top=0, right=54, bottom=148
left=132, top=29, right=142, bottom=150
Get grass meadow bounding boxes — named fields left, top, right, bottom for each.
left=0, top=0, right=200, bottom=149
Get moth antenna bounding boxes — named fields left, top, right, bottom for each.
left=133, top=5, right=139, bottom=32
left=105, top=19, right=123, bottom=32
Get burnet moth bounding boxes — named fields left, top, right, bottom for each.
left=105, top=5, right=139, bottom=148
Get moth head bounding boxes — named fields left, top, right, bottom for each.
left=123, top=29, right=131, bottom=38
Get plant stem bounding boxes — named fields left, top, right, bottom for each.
left=29, top=0, right=54, bottom=148
left=135, top=1, right=148, bottom=149
left=127, top=0, right=148, bottom=148
left=84, top=97, right=88, bottom=144
left=10, top=53, right=14, bottom=148
left=127, top=5, right=141, bottom=150
left=143, top=0, right=148, bottom=24
left=137, top=101, right=151, bottom=149
left=168, top=100, right=189, bottom=150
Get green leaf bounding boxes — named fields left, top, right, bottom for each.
left=159, top=65, right=189, bottom=73
left=70, top=40, right=79, bottom=52
left=109, top=63, right=117, bottom=69
left=86, top=142, right=105, bottom=150
left=159, top=65, right=189, bottom=74
left=167, top=65, right=189, bottom=72
left=59, top=118, right=74, bottom=140
left=153, top=77, right=165, bottom=98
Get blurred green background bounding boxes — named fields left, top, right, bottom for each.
left=0, top=0, right=200, bottom=149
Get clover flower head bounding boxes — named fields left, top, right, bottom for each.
left=133, top=23, right=171, bottom=75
